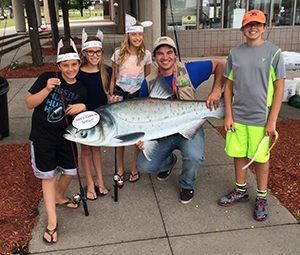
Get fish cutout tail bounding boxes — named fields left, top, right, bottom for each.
left=142, top=140, right=159, bottom=161
left=149, top=74, right=174, bottom=99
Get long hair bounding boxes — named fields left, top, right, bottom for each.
left=80, top=36, right=109, bottom=94
left=117, top=21, right=146, bottom=66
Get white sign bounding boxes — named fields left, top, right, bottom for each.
left=72, top=111, right=100, bottom=131
left=182, top=15, right=196, bottom=26
left=233, top=9, right=245, bottom=28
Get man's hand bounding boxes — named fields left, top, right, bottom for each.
left=206, top=89, right=222, bottom=111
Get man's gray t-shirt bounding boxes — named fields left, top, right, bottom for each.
left=223, top=41, right=286, bottom=127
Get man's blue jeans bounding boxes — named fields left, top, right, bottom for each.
left=136, top=127, right=205, bottom=189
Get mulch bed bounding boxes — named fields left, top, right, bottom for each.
left=25, top=47, right=56, bottom=56
left=0, top=143, right=42, bottom=255
left=216, top=118, right=300, bottom=221
left=43, top=38, right=82, bottom=46
left=0, top=63, right=57, bottom=78
left=25, top=47, right=82, bottom=56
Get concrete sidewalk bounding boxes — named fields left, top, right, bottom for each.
left=0, top=19, right=299, bottom=255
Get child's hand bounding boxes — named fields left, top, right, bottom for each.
left=46, top=78, right=61, bottom=92
left=136, top=140, right=144, bottom=150
left=110, top=95, right=119, bottom=103
left=265, top=120, right=276, bottom=136
left=224, top=117, right=234, bottom=132
left=65, top=103, right=86, bottom=115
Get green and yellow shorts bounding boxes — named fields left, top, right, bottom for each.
left=225, top=122, right=270, bottom=163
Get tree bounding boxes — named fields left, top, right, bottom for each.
left=24, top=0, right=43, bottom=66
left=48, top=0, right=59, bottom=48
left=60, top=0, right=71, bottom=39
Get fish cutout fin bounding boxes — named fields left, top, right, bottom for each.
left=114, top=132, right=145, bottom=143
left=179, top=119, right=207, bottom=139
left=149, top=74, right=174, bottom=99
left=142, top=140, right=159, bottom=161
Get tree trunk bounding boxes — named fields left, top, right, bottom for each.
left=1, top=0, right=4, bottom=16
left=60, top=0, right=71, bottom=39
left=48, top=0, right=59, bottom=48
left=24, top=0, right=43, bottom=66
left=79, top=0, right=83, bottom=17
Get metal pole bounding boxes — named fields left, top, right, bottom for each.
left=168, top=0, right=181, bottom=62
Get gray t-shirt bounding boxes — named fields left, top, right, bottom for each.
left=223, top=41, right=286, bottom=127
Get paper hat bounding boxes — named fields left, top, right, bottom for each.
left=242, top=10, right=266, bottom=27
left=125, top=14, right=152, bottom=33
left=82, top=28, right=103, bottom=50
left=57, top=39, right=80, bottom=63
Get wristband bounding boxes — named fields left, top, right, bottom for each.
left=108, top=99, right=111, bottom=104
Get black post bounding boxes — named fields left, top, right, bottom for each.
left=169, top=0, right=181, bottom=62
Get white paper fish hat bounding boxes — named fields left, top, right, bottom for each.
left=82, top=28, right=103, bottom=50
left=125, top=14, right=153, bottom=33
left=57, top=39, right=80, bottom=63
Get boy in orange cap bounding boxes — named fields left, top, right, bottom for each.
left=218, top=10, right=286, bottom=221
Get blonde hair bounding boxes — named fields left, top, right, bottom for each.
left=80, top=36, right=109, bottom=94
left=117, top=21, right=146, bottom=65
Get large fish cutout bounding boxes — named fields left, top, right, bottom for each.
left=64, top=74, right=225, bottom=161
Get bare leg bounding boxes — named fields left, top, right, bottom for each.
left=129, top=145, right=139, bottom=182
left=254, top=160, right=269, bottom=191
left=234, top=157, right=248, bottom=184
left=42, top=176, right=58, bottom=242
left=80, top=144, right=97, bottom=199
left=116, top=146, right=125, bottom=178
left=91, top=146, right=108, bottom=195
left=56, top=174, right=78, bottom=208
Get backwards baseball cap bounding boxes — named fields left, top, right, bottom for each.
left=242, top=10, right=266, bottom=27
left=153, top=36, right=177, bottom=54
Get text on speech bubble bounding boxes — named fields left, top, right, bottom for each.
left=72, top=111, right=100, bottom=131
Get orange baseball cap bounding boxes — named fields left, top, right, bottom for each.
left=242, top=10, right=266, bottom=27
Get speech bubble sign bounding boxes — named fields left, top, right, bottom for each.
left=72, top=111, right=100, bottom=131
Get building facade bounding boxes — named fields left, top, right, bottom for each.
left=162, top=0, right=300, bottom=57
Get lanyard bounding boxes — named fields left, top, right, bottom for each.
left=157, top=67, right=176, bottom=97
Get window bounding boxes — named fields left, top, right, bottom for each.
left=224, top=0, right=247, bottom=28
left=273, top=0, right=294, bottom=26
left=199, top=0, right=222, bottom=29
left=167, top=0, right=197, bottom=30
left=295, top=0, right=300, bottom=25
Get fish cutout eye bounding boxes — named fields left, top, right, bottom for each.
left=79, top=130, right=88, bottom=138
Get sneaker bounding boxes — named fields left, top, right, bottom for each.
left=218, top=188, right=250, bottom=207
left=157, top=155, right=177, bottom=181
left=254, top=196, right=268, bottom=221
left=180, top=188, right=194, bottom=204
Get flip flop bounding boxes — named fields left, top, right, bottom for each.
left=43, top=224, right=58, bottom=244
left=128, top=172, right=140, bottom=183
left=84, top=186, right=98, bottom=201
left=56, top=197, right=79, bottom=208
left=95, top=183, right=108, bottom=196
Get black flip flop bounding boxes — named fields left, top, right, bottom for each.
left=43, top=224, right=58, bottom=244
left=128, top=172, right=140, bottom=183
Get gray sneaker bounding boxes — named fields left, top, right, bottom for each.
left=218, top=188, right=250, bottom=207
left=254, top=196, right=268, bottom=221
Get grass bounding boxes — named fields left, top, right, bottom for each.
left=0, top=9, right=103, bottom=29
left=0, top=18, right=15, bottom=29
